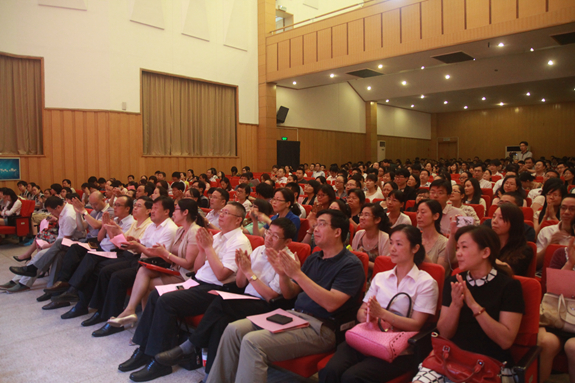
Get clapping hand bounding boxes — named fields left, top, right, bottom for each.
left=266, top=248, right=285, bottom=276
left=278, top=249, right=301, bottom=278
left=72, top=197, right=87, bottom=215
left=149, top=243, right=170, bottom=260
left=196, top=228, right=214, bottom=250
left=235, top=249, right=253, bottom=277
left=366, top=296, right=386, bottom=322
left=102, top=211, right=111, bottom=226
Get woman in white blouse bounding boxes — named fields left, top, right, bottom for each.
left=0, top=188, right=22, bottom=226
left=352, top=203, right=392, bottom=273
left=386, top=190, right=412, bottom=228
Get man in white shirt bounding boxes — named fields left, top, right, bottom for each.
left=488, top=160, right=503, bottom=178
left=473, top=164, right=492, bottom=189
left=312, top=163, right=325, bottom=178
left=326, top=165, right=339, bottom=182
left=275, top=168, right=288, bottom=184
left=206, top=188, right=229, bottom=230
left=536, top=195, right=575, bottom=268
left=429, top=179, right=463, bottom=236
left=153, top=218, right=298, bottom=379
left=516, top=141, right=533, bottom=161
left=118, top=201, right=252, bottom=381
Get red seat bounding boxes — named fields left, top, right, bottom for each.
left=404, top=211, right=417, bottom=226
left=201, top=207, right=212, bottom=214
left=0, top=200, right=35, bottom=238
left=540, top=220, right=559, bottom=231
left=524, top=220, right=534, bottom=228
left=466, top=203, right=484, bottom=220
left=525, top=242, right=537, bottom=278
left=208, top=228, right=220, bottom=236
left=481, top=188, right=493, bottom=199
left=520, top=207, right=534, bottom=221
left=525, top=197, right=532, bottom=207
left=405, top=200, right=415, bottom=210
left=297, top=218, right=310, bottom=242
left=487, top=204, right=497, bottom=217
left=301, top=205, right=312, bottom=216
left=287, top=242, right=311, bottom=265
left=246, top=234, right=264, bottom=250
left=481, top=194, right=491, bottom=211
left=349, top=223, right=356, bottom=242
left=372, top=198, right=384, bottom=204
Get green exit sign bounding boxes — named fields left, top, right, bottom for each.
left=281, top=137, right=288, bottom=141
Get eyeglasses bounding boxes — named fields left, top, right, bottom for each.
left=266, top=231, right=285, bottom=241
left=220, top=210, right=242, bottom=218
left=271, top=198, right=286, bottom=203
left=359, top=213, right=373, bottom=218
left=113, top=203, right=125, bottom=207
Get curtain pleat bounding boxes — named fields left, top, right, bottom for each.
left=142, top=72, right=236, bottom=156
left=0, top=55, right=43, bottom=155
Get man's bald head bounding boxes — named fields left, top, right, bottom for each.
left=89, top=191, right=106, bottom=210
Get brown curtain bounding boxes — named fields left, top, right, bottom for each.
left=0, top=54, right=43, bottom=155
left=142, top=72, right=236, bottom=156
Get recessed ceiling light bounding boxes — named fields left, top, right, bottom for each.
left=526, top=92, right=530, bottom=96
left=292, top=81, right=297, bottom=85
left=498, top=42, right=505, bottom=47
left=329, top=74, right=335, bottom=78
left=481, top=97, right=486, bottom=101
left=530, top=48, right=534, bottom=52
left=445, top=75, right=451, bottom=79
left=367, top=86, right=371, bottom=90
left=444, top=101, right=448, bottom=104
left=499, top=102, right=504, bottom=106
left=411, top=105, right=415, bottom=108
left=541, top=98, right=546, bottom=102
left=420, top=95, right=425, bottom=99
left=401, top=81, right=407, bottom=86
left=464, top=106, right=468, bottom=109
left=548, top=60, right=554, bottom=65
left=421, top=66, right=425, bottom=70
left=385, top=99, right=389, bottom=102
left=378, top=64, right=383, bottom=69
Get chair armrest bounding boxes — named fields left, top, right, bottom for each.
left=408, top=326, right=437, bottom=367
left=185, top=271, right=195, bottom=278
left=512, top=345, right=541, bottom=383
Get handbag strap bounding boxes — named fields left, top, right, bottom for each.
left=440, top=344, right=487, bottom=383
left=376, top=292, right=413, bottom=332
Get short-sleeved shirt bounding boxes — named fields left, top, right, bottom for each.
left=364, top=265, right=438, bottom=317
left=440, top=204, right=463, bottom=236
left=536, top=223, right=571, bottom=253
left=58, top=203, right=82, bottom=239
left=244, top=245, right=295, bottom=299
left=294, top=248, right=365, bottom=320
left=195, top=227, right=252, bottom=286
left=206, top=209, right=222, bottom=229
left=86, top=203, right=114, bottom=239
left=140, top=217, right=179, bottom=250
left=264, top=211, right=300, bottom=241
left=100, top=215, right=135, bottom=252
left=443, top=270, right=524, bottom=363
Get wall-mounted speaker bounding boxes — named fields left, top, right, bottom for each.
left=276, top=106, right=289, bottom=124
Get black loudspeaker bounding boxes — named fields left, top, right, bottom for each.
left=276, top=106, right=289, bottom=124
left=277, top=141, right=300, bottom=170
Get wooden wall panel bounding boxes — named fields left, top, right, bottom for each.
left=277, top=40, right=290, bottom=71
left=421, top=0, right=442, bottom=39
left=317, top=28, right=332, bottom=61
left=377, top=135, right=431, bottom=161
left=466, top=0, right=490, bottom=30
left=266, top=43, right=278, bottom=73
left=401, top=3, right=421, bottom=44
left=290, top=36, right=303, bottom=68
left=0, top=111, right=259, bottom=190
left=443, top=0, right=465, bottom=35
left=518, top=0, right=546, bottom=18
left=303, top=32, right=317, bottom=65
left=364, top=14, right=382, bottom=51
left=434, top=102, right=575, bottom=160
left=382, top=9, right=401, bottom=48
left=332, top=24, right=348, bottom=58
left=348, top=19, right=364, bottom=55
left=549, top=0, right=573, bottom=12
left=491, top=0, right=517, bottom=24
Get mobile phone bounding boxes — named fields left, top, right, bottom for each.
left=456, top=216, right=475, bottom=228
left=176, top=285, right=184, bottom=290
left=266, top=314, right=293, bottom=325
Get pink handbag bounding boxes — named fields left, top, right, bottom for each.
left=345, top=292, right=417, bottom=362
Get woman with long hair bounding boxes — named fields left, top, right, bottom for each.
left=320, top=225, right=438, bottom=383
left=251, top=188, right=300, bottom=241
left=302, top=180, right=320, bottom=206
left=416, top=199, right=449, bottom=275
left=351, top=203, right=392, bottom=272
left=0, top=188, right=22, bottom=226
left=491, top=204, right=534, bottom=276
left=463, top=178, right=487, bottom=214
left=107, top=199, right=204, bottom=327
left=533, top=178, right=566, bottom=232
left=314, top=184, right=336, bottom=212
left=449, top=184, right=480, bottom=225
left=493, top=175, right=525, bottom=206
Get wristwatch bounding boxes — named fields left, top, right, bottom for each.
left=249, top=274, right=258, bottom=282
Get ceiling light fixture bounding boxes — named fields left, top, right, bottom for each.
left=541, top=98, right=546, bottom=102
left=378, top=64, right=383, bottom=69
left=498, top=42, right=504, bottom=47
left=481, top=97, right=486, bottom=101
left=420, top=95, right=425, bottom=99
left=526, top=92, right=530, bottom=96
left=292, top=81, right=297, bottom=85
left=499, top=102, right=504, bottom=106
left=444, top=101, right=448, bottom=104
left=445, top=75, right=451, bottom=79
left=548, top=60, right=554, bottom=65
left=401, top=81, right=407, bottom=86
left=464, top=106, right=468, bottom=109
left=421, top=66, right=425, bottom=70
left=411, top=105, right=415, bottom=108
left=385, top=99, right=389, bottom=102
left=367, top=86, right=371, bottom=90
left=530, top=48, right=534, bottom=52
left=330, top=74, right=335, bottom=78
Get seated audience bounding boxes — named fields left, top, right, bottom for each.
left=416, top=199, right=449, bottom=275
left=0, top=188, right=22, bottom=227
left=364, top=173, right=384, bottom=202
left=351, top=203, right=391, bottom=272
left=251, top=188, right=300, bottom=241
left=314, top=184, right=336, bottom=212
left=450, top=184, right=480, bottom=225
left=346, top=188, right=365, bottom=226
left=205, top=188, right=229, bottom=230
left=429, top=179, right=462, bottom=236
left=482, top=192, right=536, bottom=243
left=302, top=180, right=320, bottom=205
left=386, top=190, right=411, bottom=228
left=536, top=195, right=575, bottom=268
left=533, top=178, right=566, bottom=229
left=463, top=178, right=487, bottom=214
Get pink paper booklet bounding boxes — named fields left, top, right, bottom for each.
left=88, top=251, right=117, bottom=259
left=247, top=309, right=310, bottom=333
left=111, top=234, right=128, bottom=248
left=208, top=290, right=261, bottom=300
left=62, top=238, right=92, bottom=250
left=155, top=278, right=199, bottom=296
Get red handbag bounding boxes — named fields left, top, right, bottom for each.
left=422, top=333, right=505, bottom=383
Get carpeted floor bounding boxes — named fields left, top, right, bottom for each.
left=0, top=242, right=310, bottom=383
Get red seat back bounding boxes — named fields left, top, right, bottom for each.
left=540, top=220, right=559, bottom=231
left=405, top=200, right=415, bottom=210
left=287, top=242, right=311, bottom=265
left=20, top=200, right=35, bottom=217
left=466, top=203, right=484, bottom=220
left=520, top=207, right=534, bottom=221
left=297, top=218, right=310, bottom=242
left=302, top=205, right=312, bottom=216
left=525, top=242, right=537, bottom=278
left=350, top=251, right=369, bottom=294
left=246, top=234, right=264, bottom=250
left=510, top=276, right=541, bottom=365
left=481, top=195, right=491, bottom=211
left=541, top=244, right=567, bottom=294
left=405, top=211, right=417, bottom=226
left=481, top=188, right=493, bottom=199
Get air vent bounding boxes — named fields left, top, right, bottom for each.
left=432, top=51, right=475, bottom=64
left=551, top=31, right=575, bottom=45
left=346, top=69, right=383, bottom=78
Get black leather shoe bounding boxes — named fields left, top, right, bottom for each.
left=154, top=346, right=193, bottom=367
left=118, top=348, right=151, bottom=372
left=43, top=281, right=70, bottom=294
left=13, top=255, right=31, bottom=263
left=92, top=323, right=125, bottom=338
left=60, top=305, right=89, bottom=319
left=129, top=360, right=172, bottom=382
left=42, top=301, right=71, bottom=310
left=51, top=291, right=79, bottom=303
left=37, top=292, right=53, bottom=302
left=9, top=265, right=37, bottom=277
left=82, top=311, right=105, bottom=327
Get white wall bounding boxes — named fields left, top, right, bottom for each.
left=275, top=0, right=362, bottom=25
left=276, top=82, right=366, bottom=133
left=377, top=104, right=431, bottom=139
left=0, top=0, right=258, bottom=123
